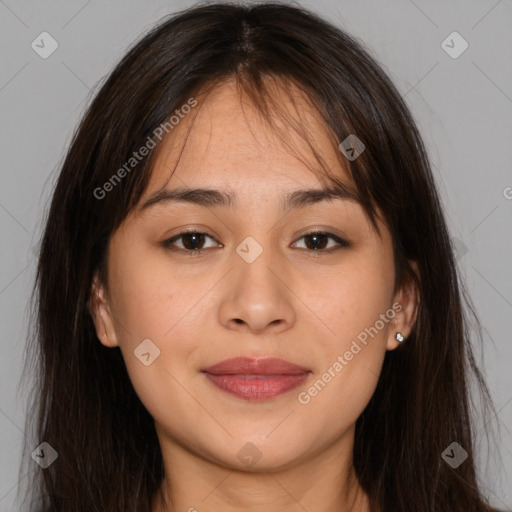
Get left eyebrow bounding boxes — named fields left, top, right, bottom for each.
left=138, top=184, right=362, bottom=212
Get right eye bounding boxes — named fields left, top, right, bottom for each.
left=161, top=230, right=221, bottom=255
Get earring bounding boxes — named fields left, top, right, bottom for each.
left=395, top=332, right=406, bottom=343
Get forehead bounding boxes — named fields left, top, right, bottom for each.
left=145, top=77, right=354, bottom=196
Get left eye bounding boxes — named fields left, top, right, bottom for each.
left=291, top=231, right=350, bottom=252
left=161, top=230, right=349, bottom=255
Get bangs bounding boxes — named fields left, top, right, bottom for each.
left=134, top=72, right=384, bottom=237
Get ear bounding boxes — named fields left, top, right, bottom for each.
left=89, top=271, right=119, bottom=348
left=386, top=260, right=420, bottom=351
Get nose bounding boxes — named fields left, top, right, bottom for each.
left=217, top=243, right=296, bottom=335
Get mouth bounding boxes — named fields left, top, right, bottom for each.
left=201, top=357, right=312, bottom=401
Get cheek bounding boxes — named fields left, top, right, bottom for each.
left=295, top=253, right=393, bottom=420
left=299, top=249, right=394, bottom=345
left=106, top=244, right=208, bottom=389
left=109, top=264, right=173, bottom=339
left=108, top=238, right=197, bottom=341
left=107, top=258, right=202, bottom=423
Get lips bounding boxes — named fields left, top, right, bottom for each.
left=201, top=357, right=311, bottom=401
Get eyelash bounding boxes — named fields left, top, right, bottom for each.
left=161, top=229, right=350, bottom=256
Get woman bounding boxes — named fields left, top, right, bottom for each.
left=22, top=2, right=502, bottom=511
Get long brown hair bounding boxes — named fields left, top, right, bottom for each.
left=21, top=2, right=500, bottom=511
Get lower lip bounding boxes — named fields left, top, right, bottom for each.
left=203, top=373, right=310, bottom=401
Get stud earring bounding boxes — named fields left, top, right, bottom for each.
left=395, top=332, right=406, bottom=343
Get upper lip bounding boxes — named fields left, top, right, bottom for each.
left=201, top=357, right=310, bottom=376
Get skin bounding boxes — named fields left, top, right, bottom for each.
left=91, top=78, right=419, bottom=512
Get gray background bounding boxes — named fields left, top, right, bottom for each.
left=1, top=0, right=511, bottom=510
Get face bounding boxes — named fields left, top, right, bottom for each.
left=91, top=78, right=418, bottom=472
